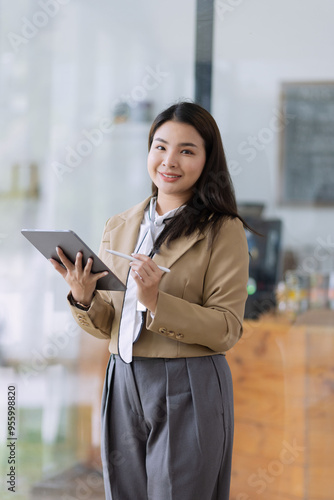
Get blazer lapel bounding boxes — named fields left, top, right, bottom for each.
left=102, top=196, right=206, bottom=280
left=103, top=198, right=151, bottom=282
left=153, top=230, right=206, bottom=273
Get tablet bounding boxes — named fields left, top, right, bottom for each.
left=21, top=229, right=126, bottom=291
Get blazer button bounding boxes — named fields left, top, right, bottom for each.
left=167, top=330, right=175, bottom=337
left=175, top=333, right=184, bottom=339
left=159, top=327, right=167, bottom=334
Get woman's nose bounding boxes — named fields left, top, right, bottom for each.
left=162, top=154, right=177, bottom=167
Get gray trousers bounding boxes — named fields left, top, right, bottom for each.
left=101, top=354, right=234, bottom=500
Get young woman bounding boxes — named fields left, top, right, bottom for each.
left=50, top=101, right=249, bottom=500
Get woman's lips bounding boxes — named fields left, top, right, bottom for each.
left=159, top=172, right=182, bottom=182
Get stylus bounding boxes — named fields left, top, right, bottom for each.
left=106, top=249, right=170, bottom=273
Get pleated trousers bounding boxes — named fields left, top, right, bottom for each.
left=101, top=354, right=234, bottom=500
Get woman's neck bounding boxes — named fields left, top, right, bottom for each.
left=155, top=193, right=188, bottom=215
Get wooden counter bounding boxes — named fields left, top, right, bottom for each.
left=227, top=311, right=334, bottom=500
left=76, top=310, right=334, bottom=498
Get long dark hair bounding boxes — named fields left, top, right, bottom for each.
left=148, top=101, right=251, bottom=253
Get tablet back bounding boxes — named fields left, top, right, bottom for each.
left=21, top=229, right=126, bottom=291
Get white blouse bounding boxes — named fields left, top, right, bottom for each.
left=118, top=197, right=184, bottom=363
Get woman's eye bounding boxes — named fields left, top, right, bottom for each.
left=156, top=145, right=165, bottom=150
left=181, top=149, right=193, bottom=155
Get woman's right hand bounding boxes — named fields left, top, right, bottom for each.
left=49, top=247, right=108, bottom=306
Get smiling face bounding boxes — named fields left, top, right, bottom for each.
left=147, top=120, right=206, bottom=214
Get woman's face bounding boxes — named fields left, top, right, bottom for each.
left=147, top=120, right=206, bottom=205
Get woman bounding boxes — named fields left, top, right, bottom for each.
left=50, top=101, right=249, bottom=500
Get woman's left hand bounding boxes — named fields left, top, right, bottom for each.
left=129, top=254, right=164, bottom=313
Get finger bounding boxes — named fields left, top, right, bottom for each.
left=82, top=257, right=93, bottom=276
left=130, top=260, right=149, bottom=275
left=56, top=247, right=74, bottom=270
left=49, top=258, right=67, bottom=278
left=129, top=261, right=151, bottom=280
left=74, top=251, right=84, bottom=272
left=130, top=269, right=143, bottom=281
left=130, top=256, right=159, bottom=275
left=92, top=269, right=109, bottom=282
left=135, top=254, right=162, bottom=275
left=81, top=256, right=108, bottom=282
left=131, top=253, right=151, bottom=263
left=145, top=259, right=162, bottom=275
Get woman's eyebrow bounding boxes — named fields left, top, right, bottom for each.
left=154, top=137, right=198, bottom=148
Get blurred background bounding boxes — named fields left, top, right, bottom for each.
left=0, top=0, right=333, bottom=498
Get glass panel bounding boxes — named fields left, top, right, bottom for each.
left=1, top=0, right=333, bottom=498
left=0, top=1, right=195, bottom=498
left=212, top=1, right=334, bottom=498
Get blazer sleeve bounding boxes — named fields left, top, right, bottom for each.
left=146, top=218, right=249, bottom=352
left=66, top=221, right=115, bottom=340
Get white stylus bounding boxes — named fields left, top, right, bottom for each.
left=106, top=249, right=170, bottom=273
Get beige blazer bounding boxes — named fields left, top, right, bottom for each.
left=67, top=196, right=249, bottom=359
